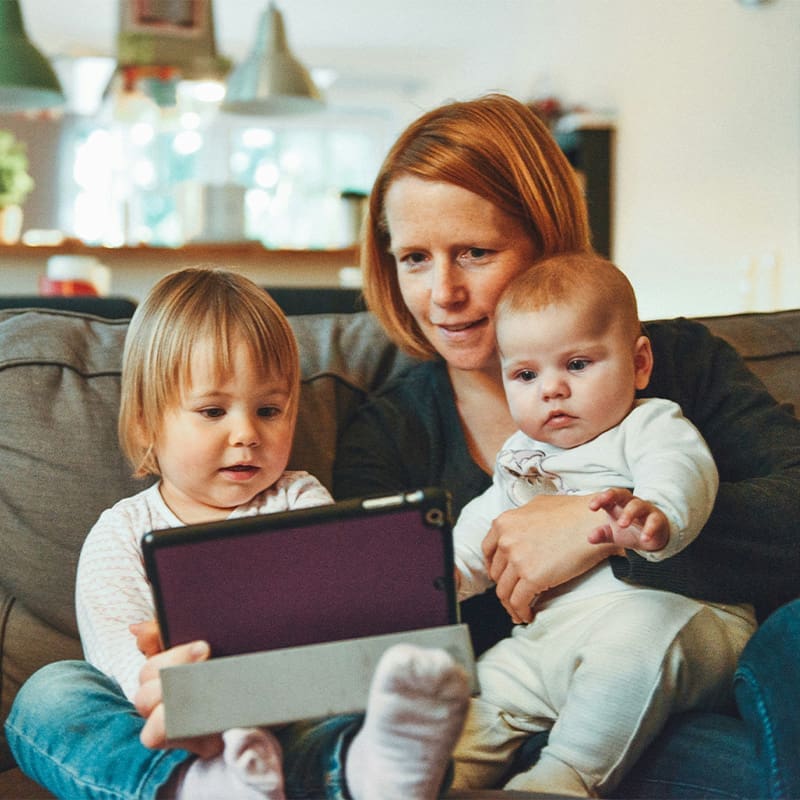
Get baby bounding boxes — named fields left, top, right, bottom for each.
left=451, top=253, right=756, bottom=797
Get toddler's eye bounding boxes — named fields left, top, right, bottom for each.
left=258, top=406, right=282, bottom=418
left=517, top=369, right=537, bottom=382
left=200, top=407, right=225, bottom=419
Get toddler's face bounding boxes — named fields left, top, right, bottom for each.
left=498, top=302, right=651, bottom=449
left=154, top=338, right=294, bottom=523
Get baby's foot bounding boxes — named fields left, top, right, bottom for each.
left=223, top=727, right=285, bottom=798
left=346, top=643, right=470, bottom=800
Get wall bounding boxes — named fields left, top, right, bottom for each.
left=17, top=0, right=800, bottom=319
left=307, top=0, right=799, bottom=320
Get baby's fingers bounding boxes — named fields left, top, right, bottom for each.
left=588, top=524, right=615, bottom=545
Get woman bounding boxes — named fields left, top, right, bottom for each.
left=8, top=94, right=800, bottom=798
left=332, top=93, right=800, bottom=796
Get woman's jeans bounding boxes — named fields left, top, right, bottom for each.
left=6, top=599, right=800, bottom=799
left=5, top=662, right=360, bottom=800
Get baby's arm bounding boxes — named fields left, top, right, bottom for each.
left=453, top=486, right=504, bottom=601
left=591, top=399, right=719, bottom=562
left=587, top=487, right=670, bottom=551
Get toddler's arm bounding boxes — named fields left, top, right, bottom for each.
left=587, top=487, right=670, bottom=552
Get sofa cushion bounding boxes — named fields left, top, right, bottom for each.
left=694, top=309, right=800, bottom=416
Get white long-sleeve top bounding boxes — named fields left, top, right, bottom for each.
left=455, top=398, right=719, bottom=607
left=76, top=472, right=333, bottom=701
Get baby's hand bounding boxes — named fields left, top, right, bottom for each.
left=588, top=488, right=670, bottom=552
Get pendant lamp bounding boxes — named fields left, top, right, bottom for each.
left=221, top=2, right=322, bottom=116
left=0, top=0, right=65, bottom=111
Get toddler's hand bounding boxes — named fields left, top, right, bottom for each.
left=129, top=619, right=163, bottom=657
left=135, top=639, right=223, bottom=758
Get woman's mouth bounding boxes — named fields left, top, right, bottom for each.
left=436, top=317, right=488, bottom=336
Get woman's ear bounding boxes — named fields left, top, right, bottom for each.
left=633, top=335, right=654, bottom=390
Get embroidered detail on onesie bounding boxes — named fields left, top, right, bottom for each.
left=497, top=448, right=563, bottom=507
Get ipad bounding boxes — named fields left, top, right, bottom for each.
left=141, top=487, right=458, bottom=657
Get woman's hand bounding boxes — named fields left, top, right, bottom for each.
left=133, top=640, right=224, bottom=758
left=482, top=493, right=622, bottom=623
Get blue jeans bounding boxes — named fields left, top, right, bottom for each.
left=6, top=600, right=800, bottom=799
left=5, top=661, right=361, bottom=799
left=733, top=598, right=800, bottom=799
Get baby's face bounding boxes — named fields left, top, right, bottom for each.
left=498, top=303, right=650, bottom=449
left=154, top=338, right=295, bottom=524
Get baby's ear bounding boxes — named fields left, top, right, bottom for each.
left=633, top=335, right=654, bottom=390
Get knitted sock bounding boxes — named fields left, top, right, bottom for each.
left=345, top=643, right=470, bottom=800
left=166, top=727, right=285, bottom=800
left=223, top=727, right=285, bottom=796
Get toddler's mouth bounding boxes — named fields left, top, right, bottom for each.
left=222, top=464, right=259, bottom=476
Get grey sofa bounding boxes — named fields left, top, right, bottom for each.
left=1, top=305, right=798, bottom=799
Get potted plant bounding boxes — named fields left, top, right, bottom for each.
left=0, top=129, right=35, bottom=244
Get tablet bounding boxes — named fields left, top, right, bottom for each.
left=141, top=487, right=458, bottom=657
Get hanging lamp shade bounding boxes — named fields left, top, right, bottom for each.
left=0, top=0, right=65, bottom=111
left=221, top=2, right=322, bottom=115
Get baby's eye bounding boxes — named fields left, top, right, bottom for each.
left=568, top=359, right=590, bottom=372
left=517, top=369, right=537, bottom=382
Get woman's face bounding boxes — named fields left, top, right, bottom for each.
left=384, top=176, right=537, bottom=372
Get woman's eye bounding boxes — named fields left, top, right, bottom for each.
left=568, top=359, right=590, bottom=372
left=397, top=251, right=427, bottom=270
left=458, top=248, right=491, bottom=264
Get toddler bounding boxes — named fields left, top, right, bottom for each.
left=76, top=266, right=470, bottom=800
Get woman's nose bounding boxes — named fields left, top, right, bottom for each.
left=430, top=261, right=466, bottom=307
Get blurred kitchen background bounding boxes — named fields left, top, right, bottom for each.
left=0, top=0, right=797, bottom=318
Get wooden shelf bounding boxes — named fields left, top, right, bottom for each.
left=0, top=240, right=359, bottom=265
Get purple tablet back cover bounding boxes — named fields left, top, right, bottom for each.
left=149, top=506, right=454, bottom=656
